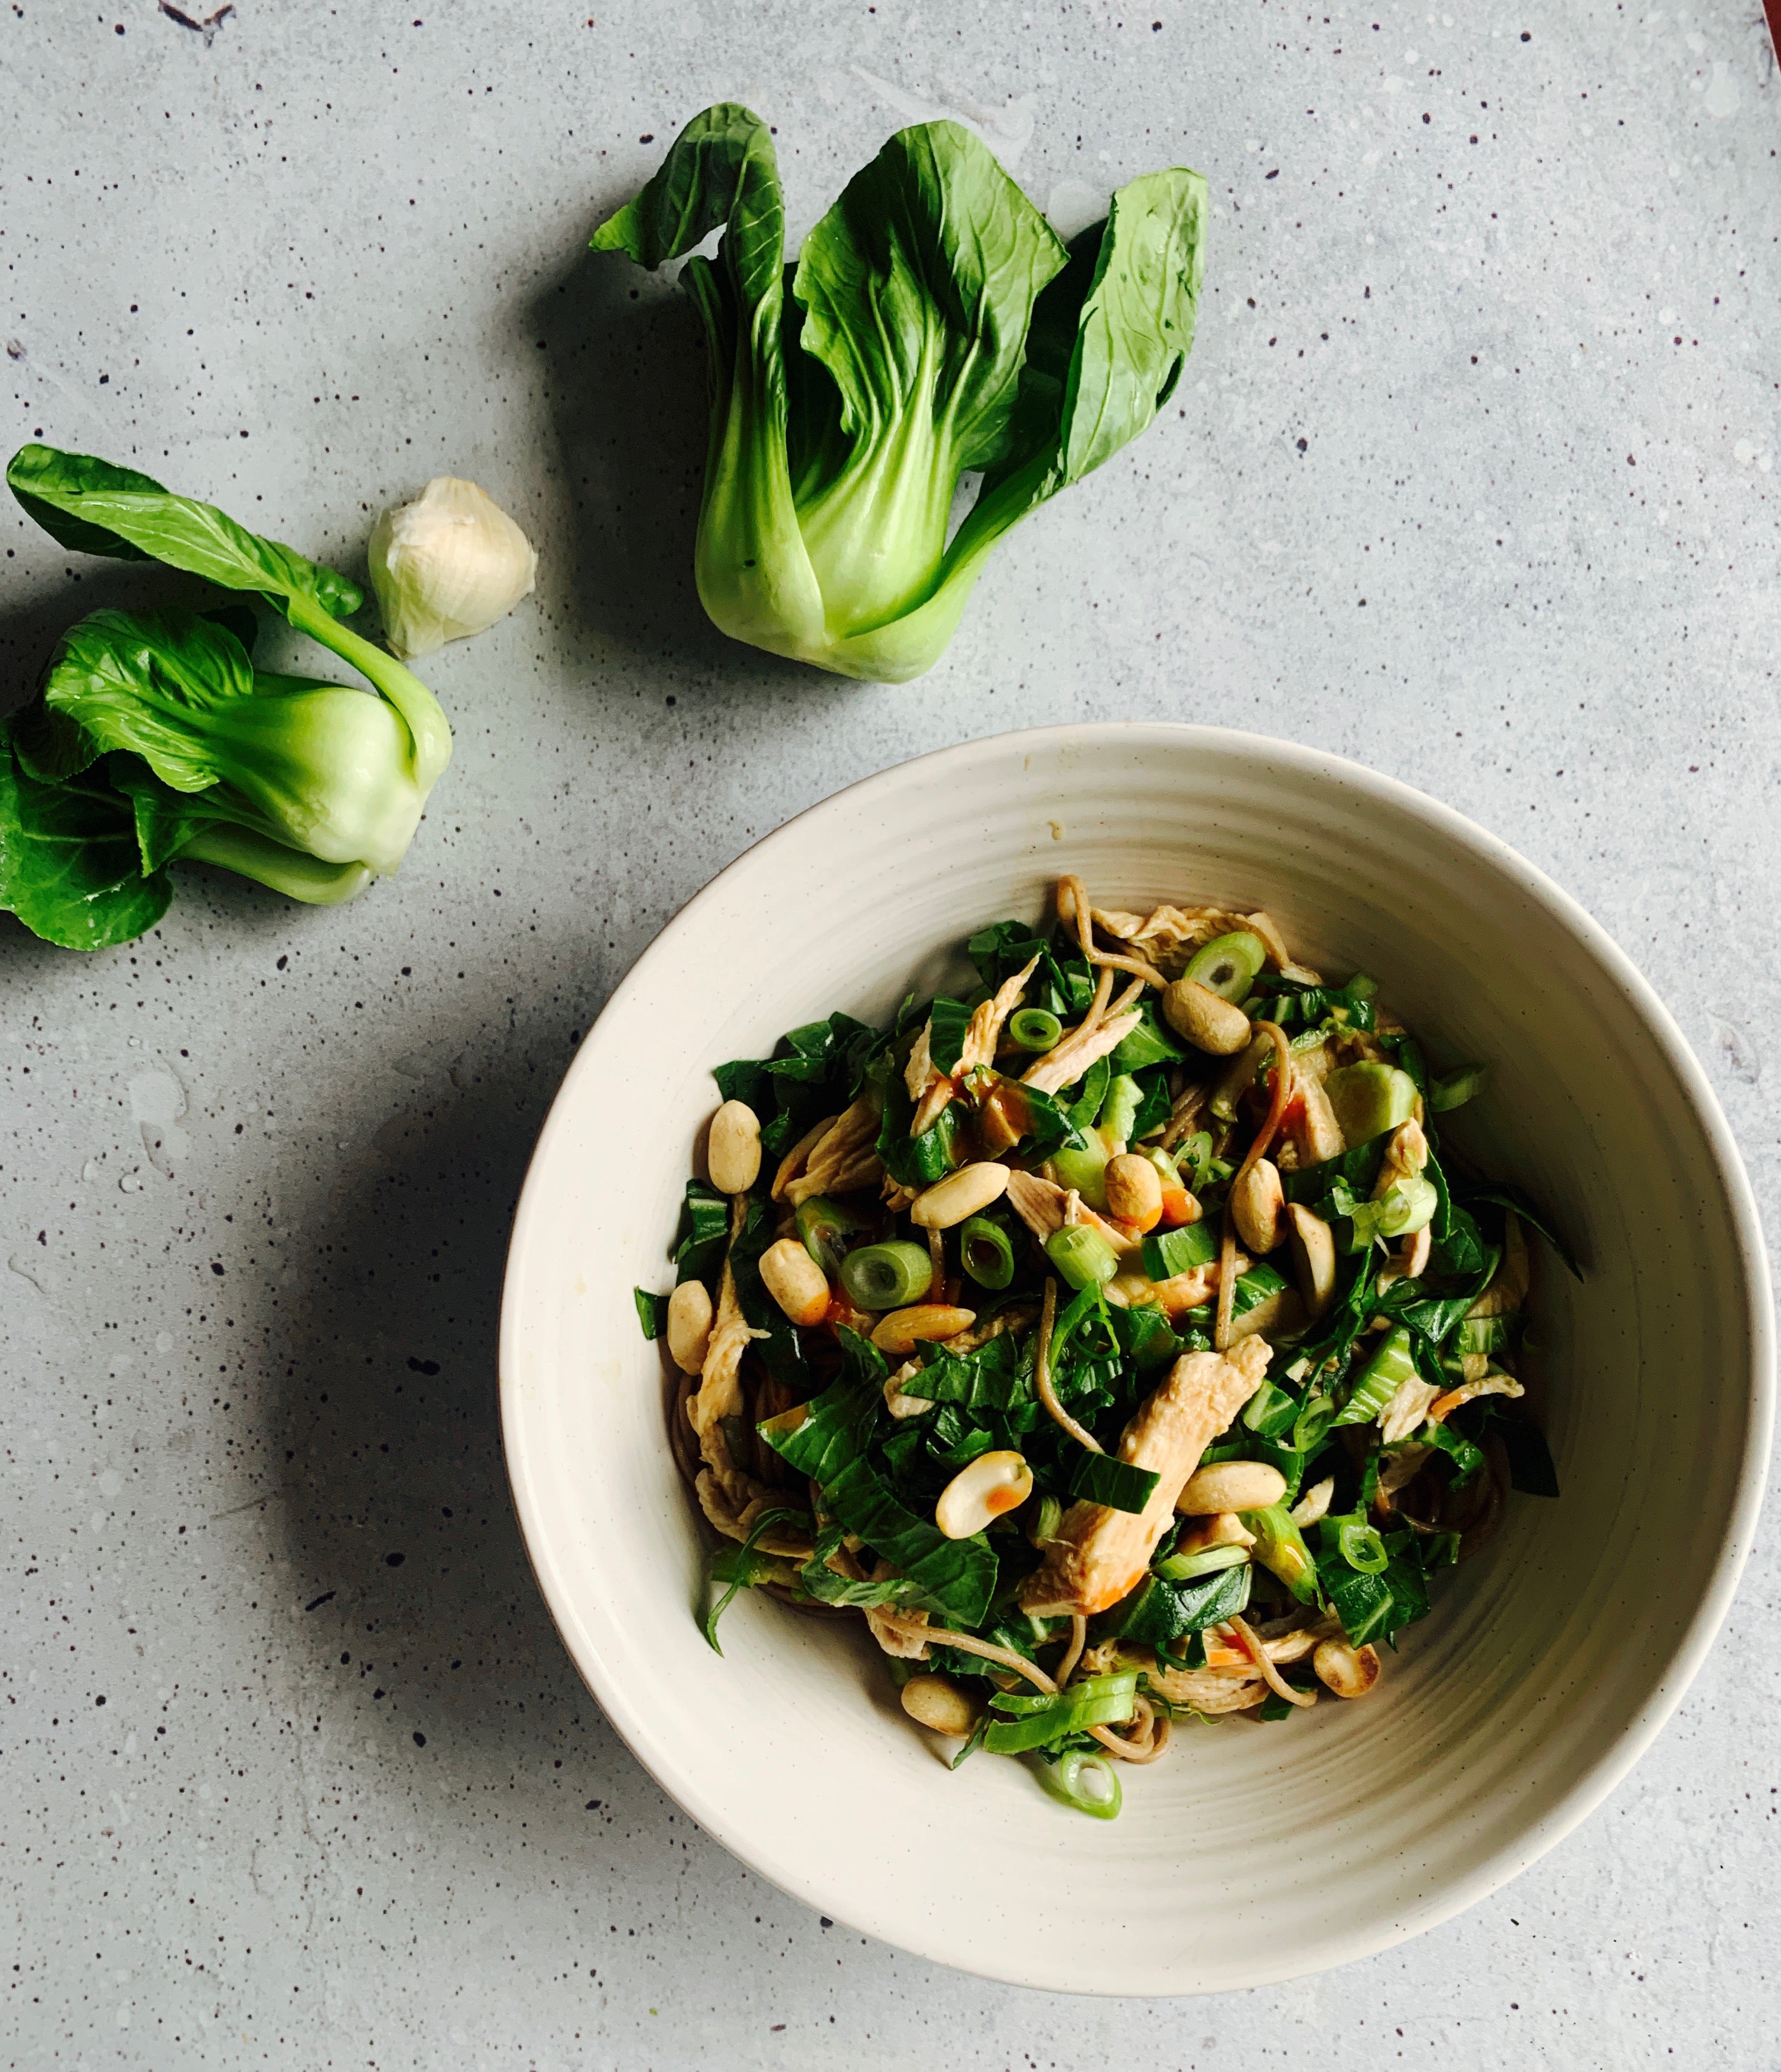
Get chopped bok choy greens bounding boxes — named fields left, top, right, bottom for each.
left=592, top=106, right=1207, bottom=682
left=639, top=874, right=1572, bottom=1816
left=1, top=445, right=452, bottom=949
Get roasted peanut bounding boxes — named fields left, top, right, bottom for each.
left=1289, top=1074, right=1347, bottom=1165
left=1172, top=1510, right=1256, bottom=1553
left=934, top=1450, right=1034, bottom=1538
left=1161, top=978, right=1254, bottom=1056
left=1398, top=1223, right=1433, bottom=1280
left=870, top=1304, right=976, bottom=1355
left=1288, top=1203, right=1337, bottom=1319
left=758, top=1237, right=831, bottom=1327
left=1103, top=1153, right=1164, bottom=1231
left=910, top=1160, right=1010, bottom=1229
left=1372, top=1118, right=1429, bottom=1199
left=1289, top=1475, right=1335, bottom=1528
left=665, top=1279, right=714, bottom=1374
left=1230, top=1156, right=1287, bottom=1253
left=901, top=1673, right=983, bottom=1736
left=1312, top=1637, right=1382, bottom=1699
left=1177, top=1459, right=1288, bottom=1515
left=706, top=1098, right=762, bottom=1195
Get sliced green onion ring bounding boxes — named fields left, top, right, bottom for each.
left=959, top=1214, right=1015, bottom=1290
left=795, top=1194, right=860, bottom=1277
left=1154, top=1541, right=1250, bottom=1582
left=1184, top=931, right=1268, bottom=1002
left=1429, top=1062, right=1488, bottom=1113
left=1348, top=1173, right=1438, bottom=1249
left=839, top=1240, right=933, bottom=1310
left=1175, top=1130, right=1214, bottom=1187
left=1034, top=1747, right=1123, bottom=1820
left=1008, top=1007, right=1063, bottom=1052
left=1044, top=1224, right=1119, bottom=1291
left=1335, top=1516, right=1389, bottom=1575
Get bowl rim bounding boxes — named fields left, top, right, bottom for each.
left=499, top=719, right=1774, bottom=1993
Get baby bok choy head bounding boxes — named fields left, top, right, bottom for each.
left=0, top=445, right=451, bottom=949
left=592, top=106, right=1207, bottom=683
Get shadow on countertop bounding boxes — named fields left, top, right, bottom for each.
left=523, top=238, right=798, bottom=695
left=259, top=1004, right=613, bottom=1789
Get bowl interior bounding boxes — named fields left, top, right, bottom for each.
left=500, top=724, right=1769, bottom=1993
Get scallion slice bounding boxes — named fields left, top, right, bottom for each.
left=959, top=1214, right=1015, bottom=1290
left=1346, top=1173, right=1438, bottom=1250
left=983, top=1671, right=1138, bottom=1754
left=839, top=1240, right=933, bottom=1310
left=1175, top=1130, right=1214, bottom=1188
left=1429, top=1062, right=1488, bottom=1113
left=1335, top=1324, right=1418, bottom=1427
left=1334, top=1515, right=1389, bottom=1575
left=1184, top=930, right=1268, bottom=1001
left=1033, top=1748, right=1123, bottom=1820
left=1154, top=1541, right=1249, bottom=1582
left=795, top=1193, right=861, bottom=1277
left=1044, top=1224, right=1119, bottom=1291
left=1008, top=1007, right=1063, bottom=1052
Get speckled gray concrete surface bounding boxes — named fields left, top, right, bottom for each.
left=2, top=0, right=1778, bottom=2064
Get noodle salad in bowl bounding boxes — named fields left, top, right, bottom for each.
left=637, top=874, right=1574, bottom=1820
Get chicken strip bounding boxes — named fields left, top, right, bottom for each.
left=688, top=1228, right=768, bottom=1508
left=784, top=1097, right=882, bottom=1206
left=1005, top=1169, right=1139, bottom=1254
left=910, top=954, right=1041, bottom=1134
left=1020, top=1004, right=1143, bottom=1098
left=1019, top=1335, right=1273, bottom=1614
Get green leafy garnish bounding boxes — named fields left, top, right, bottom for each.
left=702, top=1505, right=807, bottom=1654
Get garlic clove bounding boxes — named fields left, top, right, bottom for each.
left=368, top=476, right=538, bottom=659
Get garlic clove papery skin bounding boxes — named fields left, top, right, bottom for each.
left=368, top=476, right=538, bottom=659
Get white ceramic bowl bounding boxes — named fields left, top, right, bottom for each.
left=500, top=723, right=1772, bottom=1994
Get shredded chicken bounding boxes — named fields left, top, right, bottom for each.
left=1374, top=1441, right=1432, bottom=1507
left=1378, top=1374, right=1442, bottom=1445
left=865, top=1606, right=930, bottom=1659
left=883, top=1358, right=932, bottom=1419
left=904, top=1024, right=936, bottom=1105
left=688, top=1209, right=766, bottom=1497
left=1373, top=1119, right=1429, bottom=1198
left=784, top=1097, right=882, bottom=1206
left=906, top=954, right=1042, bottom=1134
left=1135, top=1258, right=1248, bottom=1319
left=1019, top=1336, right=1273, bottom=1614
left=1133, top=1658, right=1268, bottom=1714
left=1085, top=903, right=1321, bottom=985
left=1054, top=879, right=1167, bottom=987
left=942, top=1302, right=1039, bottom=1354
left=962, top=954, right=1041, bottom=1072
left=1021, top=998, right=1143, bottom=1098
left=771, top=1111, right=840, bottom=1201
left=1428, top=1372, right=1525, bottom=1423
left=1005, top=1169, right=1138, bottom=1254
left=1467, top=1211, right=1529, bottom=1318
left=695, top=1474, right=812, bottom=1557
left=1242, top=911, right=1321, bottom=985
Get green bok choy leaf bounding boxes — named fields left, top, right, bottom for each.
left=1, top=446, right=453, bottom=948
left=592, top=106, right=1207, bottom=682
